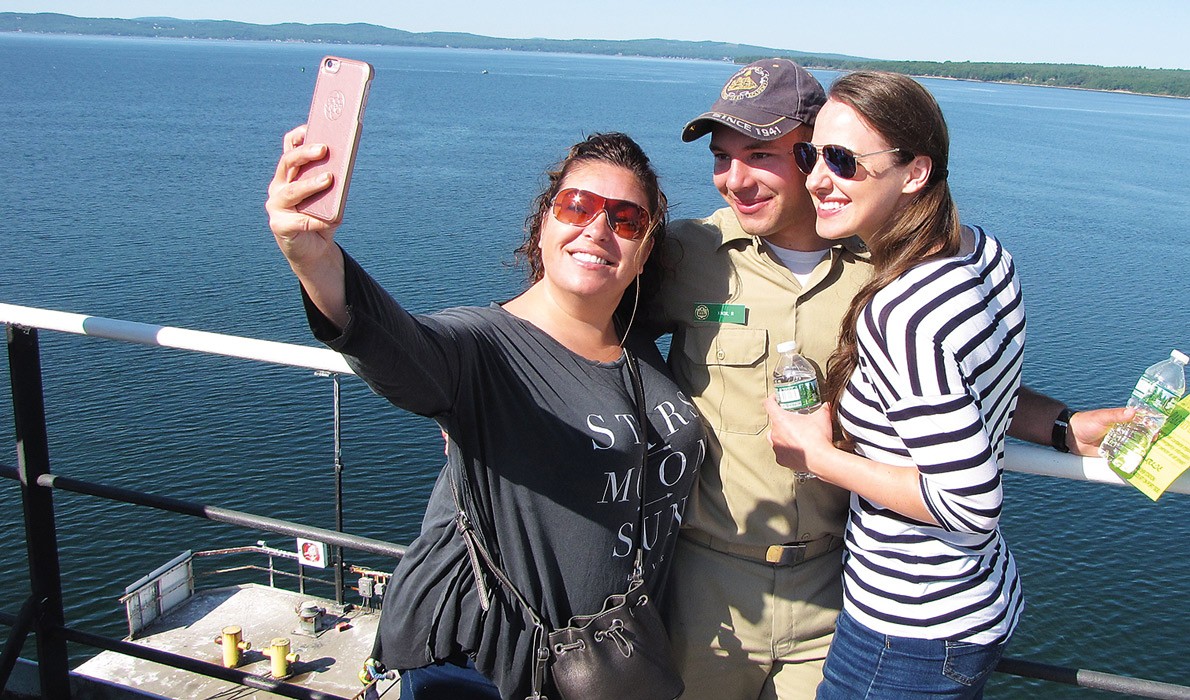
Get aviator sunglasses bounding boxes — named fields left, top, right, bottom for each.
left=792, top=142, right=903, bottom=179
left=552, top=188, right=650, bottom=240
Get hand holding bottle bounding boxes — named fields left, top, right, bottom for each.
left=1099, top=350, right=1188, bottom=476
left=1067, top=406, right=1137, bottom=455
left=766, top=396, right=835, bottom=479
left=770, top=340, right=824, bottom=481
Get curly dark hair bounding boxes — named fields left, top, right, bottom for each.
left=514, top=132, right=668, bottom=322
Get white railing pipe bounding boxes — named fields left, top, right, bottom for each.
left=1006, top=442, right=1188, bottom=495
left=0, top=302, right=352, bottom=375
left=2, top=302, right=1186, bottom=496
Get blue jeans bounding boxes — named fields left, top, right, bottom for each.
left=399, top=658, right=501, bottom=700
left=816, top=609, right=1007, bottom=699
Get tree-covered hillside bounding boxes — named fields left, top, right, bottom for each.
left=3, top=13, right=1186, bottom=98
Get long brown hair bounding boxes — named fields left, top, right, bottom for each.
left=823, top=71, right=963, bottom=410
left=515, top=132, right=668, bottom=321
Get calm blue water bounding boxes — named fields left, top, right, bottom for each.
left=1, top=34, right=1187, bottom=697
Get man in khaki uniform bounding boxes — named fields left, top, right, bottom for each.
left=642, top=58, right=858, bottom=700
left=645, top=58, right=1125, bottom=700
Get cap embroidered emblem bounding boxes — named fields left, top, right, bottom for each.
left=722, top=66, right=769, bottom=101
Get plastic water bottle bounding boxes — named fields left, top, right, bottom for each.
left=773, top=340, right=821, bottom=482
left=1099, top=349, right=1188, bottom=476
left=773, top=340, right=821, bottom=412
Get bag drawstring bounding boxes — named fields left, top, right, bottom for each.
left=593, top=618, right=633, bottom=658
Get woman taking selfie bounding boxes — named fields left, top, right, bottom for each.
left=266, top=130, right=704, bottom=699
left=765, top=71, right=1024, bottom=699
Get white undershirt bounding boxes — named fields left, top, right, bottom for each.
left=766, top=244, right=830, bottom=286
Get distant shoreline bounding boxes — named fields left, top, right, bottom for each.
left=890, top=72, right=1189, bottom=101
left=2, top=12, right=1187, bottom=100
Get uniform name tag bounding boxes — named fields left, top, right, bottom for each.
left=693, top=303, right=746, bottom=324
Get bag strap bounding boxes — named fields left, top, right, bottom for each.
left=448, top=349, right=650, bottom=699
left=449, top=467, right=551, bottom=698
left=624, top=350, right=648, bottom=585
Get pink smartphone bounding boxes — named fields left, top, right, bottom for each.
left=296, top=56, right=375, bottom=223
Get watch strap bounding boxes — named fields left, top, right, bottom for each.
left=1051, top=407, right=1074, bottom=453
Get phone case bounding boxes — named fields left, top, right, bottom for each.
left=296, top=56, right=375, bottom=223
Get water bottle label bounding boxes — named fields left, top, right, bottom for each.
left=776, top=378, right=820, bottom=411
left=1132, top=377, right=1177, bottom=414
left=1107, top=425, right=1150, bottom=475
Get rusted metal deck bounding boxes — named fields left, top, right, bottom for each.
left=73, top=584, right=397, bottom=699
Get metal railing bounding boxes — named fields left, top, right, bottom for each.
left=2, top=302, right=1187, bottom=699
left=0, top=309, right=399, bottom=700
left=3, top=302, right=1185, bottom=496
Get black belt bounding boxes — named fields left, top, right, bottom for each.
left=683, top=530, right=843, bottom=567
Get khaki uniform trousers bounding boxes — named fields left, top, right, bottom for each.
left=664, top=535, right=844, bottom=700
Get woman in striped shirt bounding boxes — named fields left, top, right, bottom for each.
left=766, top=70, right=1024, bottom=699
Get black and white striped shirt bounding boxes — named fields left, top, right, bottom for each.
left=837, top=225, right=1025, bottom=644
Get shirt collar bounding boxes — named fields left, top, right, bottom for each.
left=706, top=207, right=869, bottom=258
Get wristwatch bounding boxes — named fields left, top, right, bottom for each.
left=1051, top=407, right=1075, bottom=453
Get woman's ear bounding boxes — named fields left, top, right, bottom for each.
left=636, top=238, right=655, bottom=276
left=537, top=212, right=549, bottom=252
left=902, top=154, right=933, bottom=195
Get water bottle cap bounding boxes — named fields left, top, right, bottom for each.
left=776, top=340, right=798, bottom=354
left=1172, top=349, right=1188, bottom=365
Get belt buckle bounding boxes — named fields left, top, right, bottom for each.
left=764, top=543, right=808, bottom=566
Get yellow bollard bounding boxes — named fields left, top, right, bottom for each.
left=264, top=637, right=300, bottom=678
left=216, top=625, right=251, bottom=668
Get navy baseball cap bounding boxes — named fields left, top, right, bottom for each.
left=683, top=58, right=826, bottom=142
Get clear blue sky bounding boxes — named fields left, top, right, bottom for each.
left=5, top=0, right=1189, bottom=70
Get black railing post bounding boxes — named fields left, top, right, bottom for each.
left=7, top=325, right=71, bottom=698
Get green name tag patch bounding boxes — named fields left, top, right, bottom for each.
left=693, top=303, right=746, bottom=325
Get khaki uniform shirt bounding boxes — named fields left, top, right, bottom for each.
left=644, top=208, right=872, bottom=546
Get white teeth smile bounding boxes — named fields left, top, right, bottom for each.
left=819, top=201, right=848, bottom=212
left=572, top=251, right=612, bottom=266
